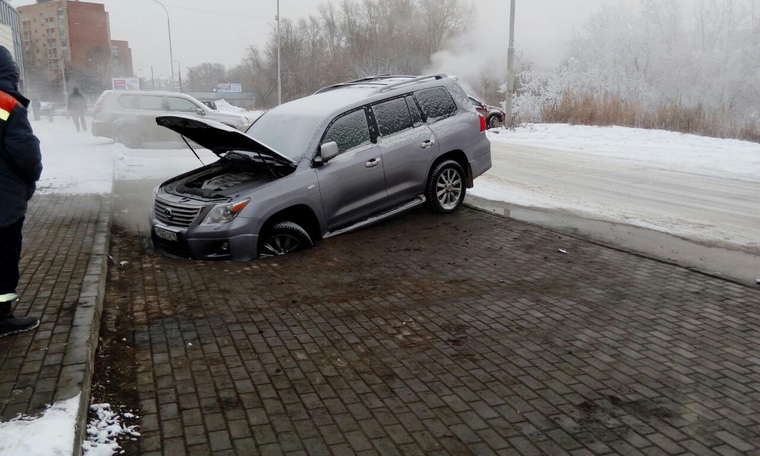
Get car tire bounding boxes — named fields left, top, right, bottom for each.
left=425, top=160, right=466, bottom=214
left=258, top=221, right=314, bottom=258
left=116, top=125, right=144, bottom=149
left=487, top=114, right=504, bottom=129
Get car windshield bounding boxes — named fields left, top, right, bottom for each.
left=246, top=110, right=323, bottom=161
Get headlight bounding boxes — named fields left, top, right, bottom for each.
left=201, top=199, right=250, bottom=225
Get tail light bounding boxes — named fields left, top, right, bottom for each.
left=479, top=114, right=487, bottom=132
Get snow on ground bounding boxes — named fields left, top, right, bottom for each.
left=81, top=404, right=140, bottom=456
left=34, top=120, right=116, bottom=195
left=0, top=394, right=79, bottom=456
left=31, top=118, right=220, bottom=194
left=473, top=123, right=760, bottom=251
left=485, top=124, right=760, bottom=183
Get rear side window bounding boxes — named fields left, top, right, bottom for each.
left=414, top=87, right=457, bottom=122
left=117, top=95, right=138, bottom=109
left=168, top=97, right=198, bottom=112
left=139, top=96, right=164, bottom=111
left=373, top=98, right=413, bottom=137
left=322, top=109, right=371, bottom=154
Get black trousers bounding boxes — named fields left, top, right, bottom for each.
left=0, top=217, right=23, bottom=295
left=72, top=114, right=87, bottom=132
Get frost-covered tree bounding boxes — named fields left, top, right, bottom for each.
left=513, top=0, right=760, bottom=138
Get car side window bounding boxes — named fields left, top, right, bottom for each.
left=322, top=109, right=371, bottom=155
left=168, top=97, right=199, bottom=113
left=373, top=98, right=413, bottom=137
left=139, top=95, right=164, bottom=111
left=414, top=87, right=457, bottom=122
left=405, top=96, right=423, bottom=127
left=118, top=94, right=139, bottom=109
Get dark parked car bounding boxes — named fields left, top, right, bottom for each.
left=468, top=95, right=505, bottom=129
left=150, top=74, right=492, bottom=260
left=91, top=90, right=251, bottom=148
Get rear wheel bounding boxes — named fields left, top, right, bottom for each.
left=487, top=114, right=504, bottom=129
left=425, top=160, right=466, bottom=214
left=116, top=125, right=144, bottom=148
left=258, top=221, right=313, bottom=258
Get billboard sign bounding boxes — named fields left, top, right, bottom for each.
left=217, top=83, right=242, bottom=93
left=112, top=77, right=141, bottom=90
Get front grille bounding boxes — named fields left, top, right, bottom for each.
left=152, top=235, right=193, bottom=259
left=155, top=198, right=202, bottom=227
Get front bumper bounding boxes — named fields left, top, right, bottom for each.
left=151, top=221, right=260, bottom=261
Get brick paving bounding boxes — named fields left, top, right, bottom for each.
left=0, top=194, right=109, bottom=450
left=101, top=187, right=760, bottom=456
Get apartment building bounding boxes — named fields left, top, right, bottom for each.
left=19, top=0, right=132, bottom=100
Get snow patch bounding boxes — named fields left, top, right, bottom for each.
left=0, top=394, right=79, bottom=456
left=82, top=404, right=140, bottom=456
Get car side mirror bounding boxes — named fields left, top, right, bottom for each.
left=196, top=108, right=206, bottom=116
left=320, top=141, right=339, bottom=162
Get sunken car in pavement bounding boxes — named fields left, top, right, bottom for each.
left=150, top=74, right=492, bottom=260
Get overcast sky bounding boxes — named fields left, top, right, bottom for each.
left=13, top=0, right=641, bottom=79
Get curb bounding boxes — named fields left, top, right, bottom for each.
left=51, top=195, right=111, bottom=456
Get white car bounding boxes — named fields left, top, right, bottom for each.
left=91, top=90, right=251, bottom=148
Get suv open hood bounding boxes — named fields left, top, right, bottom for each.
left=156, top=115, right=296, bottom=166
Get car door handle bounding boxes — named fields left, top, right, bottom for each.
left=365, top=158, right=381, bottom=168
left=421, top=139, right=435, bottom=149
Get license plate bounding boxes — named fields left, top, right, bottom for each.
left=154, top=227, right=178, bottom=242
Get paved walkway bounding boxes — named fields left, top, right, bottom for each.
left=0, top=194, right=109, bottom=453
left=100, top=186, right=760, bottom=456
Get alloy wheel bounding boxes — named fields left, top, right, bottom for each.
left=436, top=168, right=463, bottom=210
left=259, top=234, right=302, bottom=257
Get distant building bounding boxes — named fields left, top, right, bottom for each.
left=111, top=39, right=132, bottom=78
left=19, top=0, right=133, bottom=100
left=0, top=0, right=23, bottom=85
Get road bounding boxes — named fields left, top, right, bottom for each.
left=471, top=141, right=760, bottom=285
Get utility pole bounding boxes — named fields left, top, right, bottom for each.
left=61, top=49, right=68, bottom=102
left=504, top=0, right=516, bottom=128
left=276, top=0, right=281, bottom=105
left=151, top=66, right=155, bottom=90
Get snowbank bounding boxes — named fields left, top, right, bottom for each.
left=487, top=124, right=760, bottom=182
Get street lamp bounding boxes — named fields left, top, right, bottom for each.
left=151, top=0, right=175, bottom=91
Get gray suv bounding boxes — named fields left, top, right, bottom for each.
left=91, top=90, right=251, bottom=148
left=150, top=74, right=491, bottom=260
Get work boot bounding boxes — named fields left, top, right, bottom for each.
left=0, top=294, right=39, bottom=337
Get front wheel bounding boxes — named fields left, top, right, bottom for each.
left=425, top=160, right=466, bottom=214
left=258, top=221, right=313, bottom=258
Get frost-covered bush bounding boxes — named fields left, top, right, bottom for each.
left=512, top=0, right=760, bottom=139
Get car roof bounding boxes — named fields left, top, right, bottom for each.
left=272, top=74, right=457, bottom=120
left=106, top=90, right=195, bottom=98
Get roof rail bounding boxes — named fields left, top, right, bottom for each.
left=371, top=73, right=449, bottom=94
left=313, top=75, right=417, bottom=94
